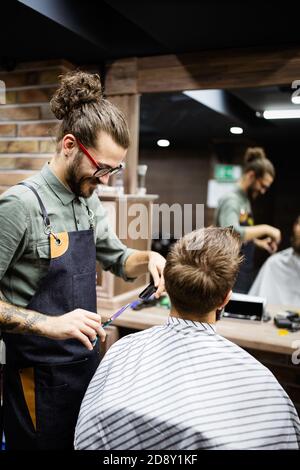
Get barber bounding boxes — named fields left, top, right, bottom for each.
left=0, top=71, right=165, bottom=450
left=215, top=147, right=281, bottom=293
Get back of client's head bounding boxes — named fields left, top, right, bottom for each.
left=164, top=227, right=243, bottom=317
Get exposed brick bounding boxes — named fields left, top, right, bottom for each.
left=5, top=91, right=17, bottom=104
left=0, top=170, right=36, bottom=186
left=14, top=156, right=50, bottom=170
left=19, top=122, right=58, bottom=137
left=39, top=69, right=63, bottom=85
left=2, top=60, right=74, bottom=72
left=40, top=104, right=55, bottom=120
left=0, top=140, right=39, bottom=153
left=39, top=140, right=56, bottom=153
left=0, top=157, right=14, bottom=168
left=0, top=124, right=17, bottom=136
left=0, top=71, right=39, bottom=87
left=0, top=73, right=24, bottom=87
left=0, top=66, right=72, bottom=89
left=0, top=155, right=49, bottom=170
left=0, top=106, right=40, bottom=121
left=18, top=87, right=57, bottom=103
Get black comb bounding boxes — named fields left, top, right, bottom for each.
left=138, top=281, right=157, bottom=300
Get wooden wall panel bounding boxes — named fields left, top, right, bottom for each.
left=139, top=146, right=214, bottom=232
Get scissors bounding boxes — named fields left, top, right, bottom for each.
left=92, top=282, right=157, bottom=347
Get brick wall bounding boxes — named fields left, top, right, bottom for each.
left=0, top=60, right=74, bottom=193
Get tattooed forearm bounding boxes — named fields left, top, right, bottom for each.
left=24, top=313, right=47, bottom=332
left=0, top=300, right=47, bottom=335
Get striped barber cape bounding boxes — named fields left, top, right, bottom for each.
left=75, top=316, right=300, bottom=450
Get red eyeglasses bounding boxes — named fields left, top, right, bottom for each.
left=76, top=139, right=124, bottom=178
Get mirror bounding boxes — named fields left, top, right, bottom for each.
left=138, top=84, right=300, bottom=269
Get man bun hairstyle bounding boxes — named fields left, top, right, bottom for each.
left=50, top=71, right=103, bottom=120
left=50, top=70, right=130, bottom=149
left=243, top=147, right=275, bottom=179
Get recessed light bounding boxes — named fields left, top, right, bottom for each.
left=291, top=96, right=300, bottom=104
left=263, top=109, right=300, bottom=119
left=230, top=127, right=243, bottom=135
left=157, top=139, right=170, bottom=147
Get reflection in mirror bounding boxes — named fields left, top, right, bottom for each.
left=139, top=84, right=300, bottom=273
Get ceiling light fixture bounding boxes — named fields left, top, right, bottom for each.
left=230, top=126, right=243, bottom=135
left=291, top=95, right=300, bottom=104
left=157, top=139, right=170, bottom=147
left=263, top=109, right=300, bottom=119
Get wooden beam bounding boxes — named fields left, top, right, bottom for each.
left=108, top=94, right=140, bottom=194
left=105, top=58, right=140, bottom=194
left=106, top=46, right=300, bottom=95
left=105, top=57, right=138, bottom=95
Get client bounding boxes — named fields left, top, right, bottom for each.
left=249, top=215, right=300, bottom=308
left=75, top=227, right=300, bottom=450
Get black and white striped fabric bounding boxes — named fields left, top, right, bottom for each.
left=75, top=317, right=300, bottom=450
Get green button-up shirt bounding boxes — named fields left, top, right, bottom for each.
left=215, top=185, right=252, bottom=240
left=0, top=163, right=136, bottom=308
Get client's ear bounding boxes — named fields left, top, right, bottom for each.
left=216, top=290, right=232, bottom=321
left=219, top=290, right=232, bottom=309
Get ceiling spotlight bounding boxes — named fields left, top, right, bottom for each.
left=291, top=95, right=300, bottom=104
left=157, top=139, right=170, bottom=147
left=230, top=127, right=243, bottom=135
left=263, top=109, right=300, bottom=119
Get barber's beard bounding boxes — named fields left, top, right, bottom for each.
left=65, top=152, right=99, bottom=198
left=247, top=184, right=258, bottom=200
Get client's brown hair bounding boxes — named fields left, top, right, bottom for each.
left=164, top=227, right=243, bottom=317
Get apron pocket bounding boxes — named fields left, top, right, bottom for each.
left=35, top=357, right=98, bottom=448
left=73, top=272, right=97, bottom=312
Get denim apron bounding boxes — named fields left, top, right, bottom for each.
left=2, top=182, right=100, bottom=450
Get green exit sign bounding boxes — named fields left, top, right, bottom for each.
left=214, top=164, right=241, bottom=182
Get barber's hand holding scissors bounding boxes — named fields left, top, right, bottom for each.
left=147, top=251, right=166, bottom=298
left=45, top=309, right=106, bottom=350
